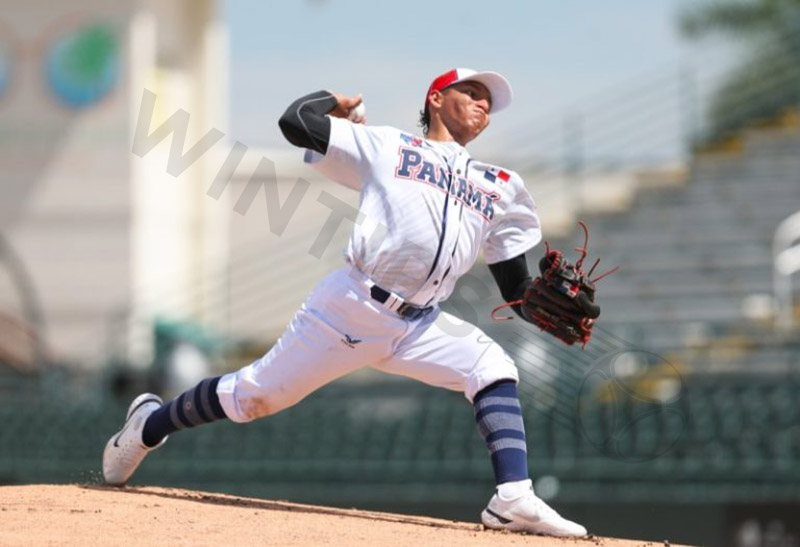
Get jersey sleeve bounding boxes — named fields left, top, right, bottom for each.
left=482, top=172, right=543, bottom=264
left=304, top=117, right=389, bottom=191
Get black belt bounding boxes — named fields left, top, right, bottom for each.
left=369, top=285, right=434, bottom=320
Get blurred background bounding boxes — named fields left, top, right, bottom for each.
left=1, top=1, right=800, bottom=545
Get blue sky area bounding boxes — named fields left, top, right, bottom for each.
left=224, top=0, right=727, bottom=158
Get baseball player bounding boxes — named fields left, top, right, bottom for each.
left=103, top=68, right=588, bottom=537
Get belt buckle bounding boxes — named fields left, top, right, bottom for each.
left=397, top=301, right=413, bottom=318
left=397, top=302, right=431, bottom=320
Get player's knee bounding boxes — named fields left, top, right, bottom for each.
left=465, top=350, right=519, bottom=403
left=240, top=397, right=277, bottom=422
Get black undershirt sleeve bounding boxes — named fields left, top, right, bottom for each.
left=488, top=253, right=533, bottom=319
left=278, top=90, right=339, bottom=154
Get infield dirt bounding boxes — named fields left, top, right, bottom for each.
left=0, top=485, right=685, bottom=546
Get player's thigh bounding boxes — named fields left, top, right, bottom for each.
left=373, top=310, right=518, bottom=403
left=217, top=270, right=399, bottom=422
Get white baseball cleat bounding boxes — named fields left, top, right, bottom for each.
left=481, top=479, right=587, bottom=537
left=102, top=393, right=166, bottom=486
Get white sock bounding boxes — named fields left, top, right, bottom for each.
left=497, top=478, right=532, bottom=500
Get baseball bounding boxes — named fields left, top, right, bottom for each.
left=348, top=102, right=366, bottom=121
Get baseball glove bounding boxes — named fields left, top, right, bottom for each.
left=492, top=222, right=618, bottom=348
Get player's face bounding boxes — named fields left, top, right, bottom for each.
left=439, top=82, right=492, bottom=144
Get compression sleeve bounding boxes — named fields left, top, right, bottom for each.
left=278, top=90, right=339, bottom=154
left=488, top=252, right=533, bottom=318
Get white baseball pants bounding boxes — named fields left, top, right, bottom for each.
left=217, top=267, right=518, bottom=423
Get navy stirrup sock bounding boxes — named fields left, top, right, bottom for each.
left=142, top=376, right=228, bottom=448
left=473, top=380, right=529, bottom=484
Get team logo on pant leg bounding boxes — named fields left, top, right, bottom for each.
left=341, top=334, right=362, bottom=348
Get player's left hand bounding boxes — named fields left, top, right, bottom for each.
left=520, top=222, right=618, bottom=347
left=328, top=93, right=366, bottom=124
left=492, top=222, right=618, bottom=348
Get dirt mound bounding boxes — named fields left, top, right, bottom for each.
left=0, top=485, right=678, bottom=546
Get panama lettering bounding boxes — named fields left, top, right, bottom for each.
left=394, top=147, right=498, bottom=221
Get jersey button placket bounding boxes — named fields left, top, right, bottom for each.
left=453, top=154, right=464, bottom=205
left=437, top=153, right=466, bottom=297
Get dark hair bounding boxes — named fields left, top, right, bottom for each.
left=418, top=105, right=430, bottom=136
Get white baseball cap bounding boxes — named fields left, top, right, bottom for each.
left=424, top=68, right=513, bottom=113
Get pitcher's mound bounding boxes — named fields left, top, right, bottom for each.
left=0, top=485, right=678, bottom=546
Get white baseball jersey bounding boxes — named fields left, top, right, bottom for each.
left=305, top=117, right=542, bottom=307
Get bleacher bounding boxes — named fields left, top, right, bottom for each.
left=470, top=125, right=800, bottom=372
left=2, top=371, right=800, bottom=506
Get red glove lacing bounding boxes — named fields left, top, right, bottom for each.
left=490, top=221, right=619, bottom=322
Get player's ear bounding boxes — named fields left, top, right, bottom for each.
left=428, top=89, right=445, bottom=111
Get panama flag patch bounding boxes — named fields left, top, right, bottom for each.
left=484, top=167, right=511, bottom=184
left=400, top=133, right=424, bottom=147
